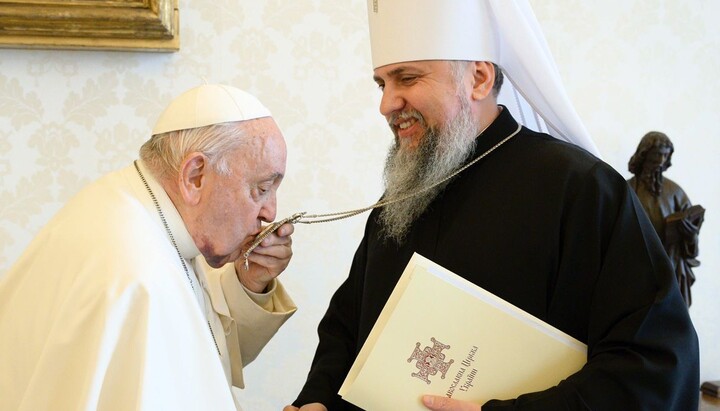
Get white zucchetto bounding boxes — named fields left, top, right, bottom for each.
left=367, top=0, right=601, bottom=158
left=153, top=84, right=271, bottom=135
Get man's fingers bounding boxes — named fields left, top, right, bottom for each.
left=258, top=223, right=294, bottom=247
left=282, top=404, right=327, bottom=411
left=274, top=222, right=295, bottom=238
left=246, top=249, right=292, bottom=271
left=422, top=395, right=481, bottom=411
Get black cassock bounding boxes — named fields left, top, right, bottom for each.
left=295, top=108, right=699, bottom=410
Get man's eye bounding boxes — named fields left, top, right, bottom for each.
left=376, top=83, right=385, bottom=91
left=400, top=76, right=416, bottom=84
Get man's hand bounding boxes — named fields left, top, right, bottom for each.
left=235, top=223, right=294, bottom=293
left=422, top=395, right=481, bottom=411
left=282, top=403, right=327, bottom=411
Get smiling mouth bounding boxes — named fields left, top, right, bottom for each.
left=390, top=111, right=423, bottom=135
left=397, top=117, right=417, bottom=130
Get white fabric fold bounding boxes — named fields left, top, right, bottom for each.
left=489, top=0, right=601, bottom=157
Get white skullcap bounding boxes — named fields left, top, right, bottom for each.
left=367, top=0, right=601, bottom=158
left=152, top=84, right=271, bottom=135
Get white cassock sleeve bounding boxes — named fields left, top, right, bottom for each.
left=200, top=260, right=297, bottom=389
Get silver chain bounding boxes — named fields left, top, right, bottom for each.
left=300, top=123, right=521, bottom=223
left=134, top=161, right=222, bottom=357
left=242, top=123, right=522, bottom=264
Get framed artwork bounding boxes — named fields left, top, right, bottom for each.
left=0, top=0, right=179, bottom=52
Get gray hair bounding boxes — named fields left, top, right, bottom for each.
left=139, top=122, right=248, bottom=181
left=448, top=61, right=504, bottom=97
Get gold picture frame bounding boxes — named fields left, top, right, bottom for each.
left=0, top=0, right=179, bottom=52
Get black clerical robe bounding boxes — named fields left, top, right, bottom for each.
left=295, top=108, right=699, bottom=410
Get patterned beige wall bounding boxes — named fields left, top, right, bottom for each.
left=0, top=0, right=717, bottom=408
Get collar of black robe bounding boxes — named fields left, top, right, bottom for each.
left=472, top=105, right=521, bottom=158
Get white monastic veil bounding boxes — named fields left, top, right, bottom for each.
left=489, top=1, right=601, bottom=158
left=497, top=78, right=549, bottom=135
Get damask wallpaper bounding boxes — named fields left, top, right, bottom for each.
left=0, top=0, right=717, bottom=409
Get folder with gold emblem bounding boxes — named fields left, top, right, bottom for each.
left=338, top=253, right=587, bottom=410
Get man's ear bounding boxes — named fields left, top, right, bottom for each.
left=178, top=152, right=207, bottom=206
left=470, top=61, right=496, bottom=101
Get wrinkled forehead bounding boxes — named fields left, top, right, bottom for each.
left=235, top=117, right=287, bottom=172
left=240, top=117, right=284, bottom=142
left=372, top=60, right=456, bottom=82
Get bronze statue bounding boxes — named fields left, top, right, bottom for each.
left=628, top=131, right=705, bottom=307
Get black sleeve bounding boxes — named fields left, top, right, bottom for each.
left=483, top=163, right=699, bottom=410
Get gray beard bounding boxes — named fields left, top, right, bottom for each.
left=379, top=97, right=478, bottom=243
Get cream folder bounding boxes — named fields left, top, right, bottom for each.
left=339, top=253, right=587, bottom=411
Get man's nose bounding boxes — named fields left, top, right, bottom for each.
left=379, top=86, right=404, bottom=117
left=259, top=195, right=277, bottom=223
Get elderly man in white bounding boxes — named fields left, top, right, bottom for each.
left=0, top=84, right=297, bottom=411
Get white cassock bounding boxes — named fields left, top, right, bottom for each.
left=0, top=161, right=297, bottom=411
